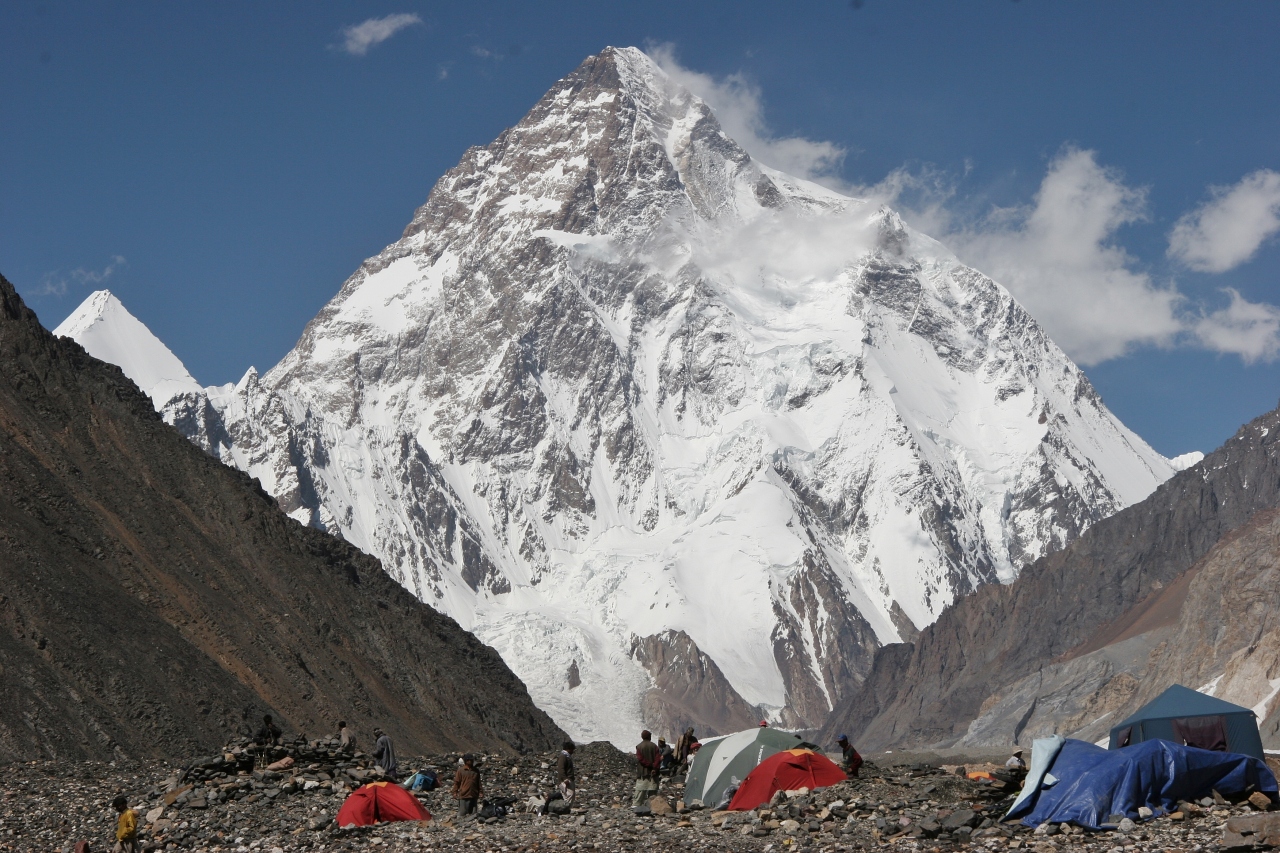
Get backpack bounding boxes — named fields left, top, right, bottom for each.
left=409, top=769, right=438, bottom=791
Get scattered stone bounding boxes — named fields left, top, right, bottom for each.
left=1249, top=791, right=1275, bottom=811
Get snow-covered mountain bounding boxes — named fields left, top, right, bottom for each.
left=68, top=48, right=1178, bottom=744
left=54, top=290, right=203, bottom=409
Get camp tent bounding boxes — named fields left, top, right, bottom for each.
left=728, top=749, right=848, bottom=810
left=1006, top=736, right=1276, bottom=829
left=1108, top=685, right=1265, bottom=760
left=685, top=727, right=816, bottom=808
left=336, top=781, right=432, bottom=827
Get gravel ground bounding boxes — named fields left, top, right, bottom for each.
left=0, top=744, right=1273, bottom=852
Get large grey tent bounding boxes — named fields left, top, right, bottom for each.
left=1108, top=685, right=1264, bottom=760
left=685, top=728, right=816, bottom=808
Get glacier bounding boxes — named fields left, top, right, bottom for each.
left=61, top=47, right=1177, bottom=745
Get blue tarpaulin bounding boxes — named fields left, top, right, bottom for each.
left=1005, top=738, right=1277, bottom=829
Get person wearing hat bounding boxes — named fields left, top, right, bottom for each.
left=835, top=734, right=863, bottom=778
left=452, top=753, right=483, bottom=819
left=372, top=727, right=398, bottom=780
left=1005, top=749, right=1026, bottom=770
left=111, top=794, right=138, bottom=853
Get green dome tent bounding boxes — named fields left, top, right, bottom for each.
left=685, top=728, right=817, bottom=807
left=1108, top=685, right=1265, bottom=760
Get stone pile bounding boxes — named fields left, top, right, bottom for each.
left=0, top=748, right=1276, bottom=852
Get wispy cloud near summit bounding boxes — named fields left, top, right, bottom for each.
left=338, top=13, right=422, bottom=57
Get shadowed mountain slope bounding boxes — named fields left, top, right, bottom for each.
left=0, top=274, right=564, bottom=762
left=822, top=403, right=1280, bottom=749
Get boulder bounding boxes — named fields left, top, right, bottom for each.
left=1223, top=813, right=1280, bottom=850
left=648, top=796, right=673, bottom=815
left=942, top=809, right=979, bottom=830
left=162, top=785, right=191, bottom=806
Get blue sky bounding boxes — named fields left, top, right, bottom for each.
left=2, top=1, right=1278, bottom=457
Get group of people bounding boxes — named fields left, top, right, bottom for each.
left=261, top=716, right=493, bottom=815
left=105, top=714, right=881, bottom=846
left=628, top=727, right=706, bottom=809
left=630, top=728, right=865, bottom=811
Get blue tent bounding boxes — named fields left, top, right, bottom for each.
left=1005, top=737, right=1277, bottom=830
left=1109, top=685, right=1265, bottom=760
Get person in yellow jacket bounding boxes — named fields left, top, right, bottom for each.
left=112, top=795, right=138, bottom=853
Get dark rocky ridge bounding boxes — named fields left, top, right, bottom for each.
left=822, top=403, right=1280, bottom=749
left=0, top=273, right=564, bottom=762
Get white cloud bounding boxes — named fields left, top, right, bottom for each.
left=1193, top=288, right=1280, bottom=363
left=38, top=255, right=127, bottom=297
left=1169, top=169, right=1280, bottom=273
left=648, top=44, right=847, bottom=186
left=945, top=148, right=1184, bottom=365
left=643, top=50, right=1280, bottom=366
left=339, top=13, right=422, bottom=57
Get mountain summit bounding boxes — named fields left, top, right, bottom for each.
left=54, top=289, right=202, bottom=408
left=80, top=47, right=1175, bottom=743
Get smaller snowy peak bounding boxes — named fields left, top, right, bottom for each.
left=54, top=290, right=203, bottom=409
left=1169, top=451, right=1206, bottom=472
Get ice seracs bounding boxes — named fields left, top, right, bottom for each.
left=55, top=290, right=203, bottom=409
left=72, top=47, right=1179, bottom=745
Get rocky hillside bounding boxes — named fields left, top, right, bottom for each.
left=0, top=273, right=563, bottom=762
left=822, top=403, right=1280, bottom=749
left=119, top=46, right=1175, bottom=744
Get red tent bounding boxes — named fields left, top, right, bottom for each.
left=336, top=782, right=432, bottom=826
left=728, top=749, right=848, bottom=810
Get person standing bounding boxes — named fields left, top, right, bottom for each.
left=835, top=734, right=863, bottom=777
left=111, top=795, right=138, bottom=853
left=632, top=730, right=661, bottom=810
left=452, top=754, right=483, bottom=819
left=373, top=728, right=398, bottom=780
left=556, top=740, right=576, bottom=803
left=338, top=720, right=356, bottom=752
left=674, top=727, right=697, bottom=768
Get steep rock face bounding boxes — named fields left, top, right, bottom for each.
left=0, top=274, right=562, bottom=762
left=957, top=502, right=1280, bottom=750
left=822, top=404, right=1280, bottom=749
left=631, top=630, right=764, bottom=737
left=152, top=48, right=1174, bottom=743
